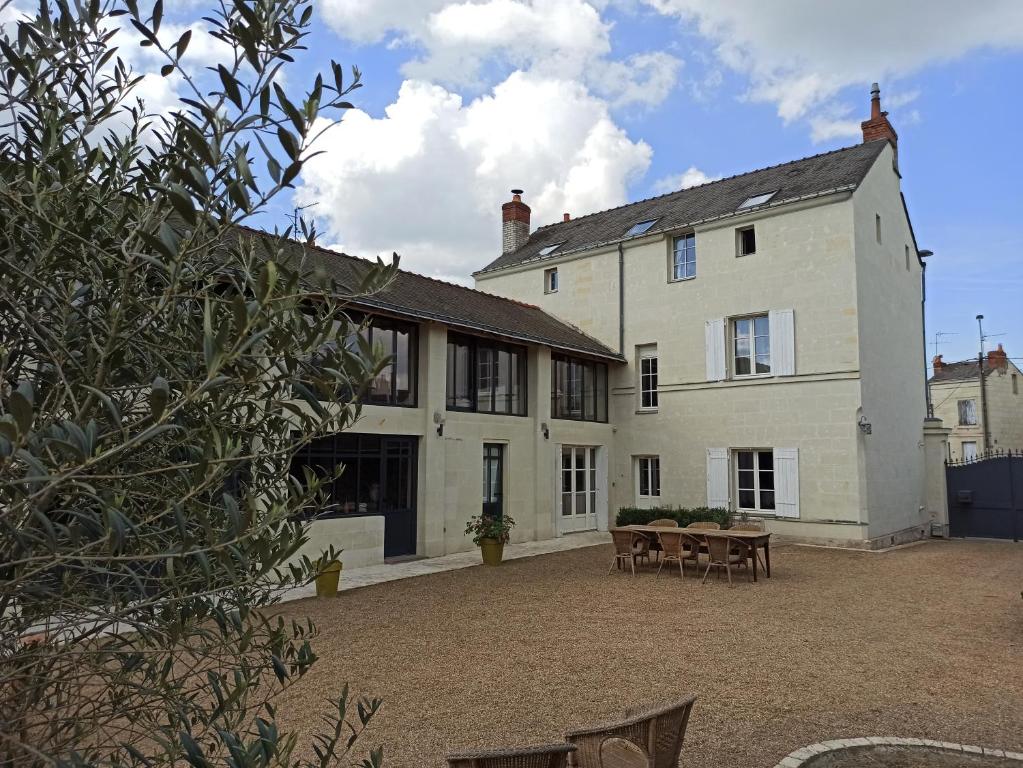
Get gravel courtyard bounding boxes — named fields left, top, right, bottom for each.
left=271, top=540, right=1023, bottom=767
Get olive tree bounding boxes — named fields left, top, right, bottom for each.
left=0, top=1, right=391, bottom=765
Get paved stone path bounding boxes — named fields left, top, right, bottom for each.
left=776, top=739, right=1023, bottom=768
left=281, top=530, right=609, bottom=602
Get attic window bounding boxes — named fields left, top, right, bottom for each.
left=737, top=191, right=776, bottom=210
left=624, top=219, right=658, bottom=237
left=538, top=243, right=562, bottom=256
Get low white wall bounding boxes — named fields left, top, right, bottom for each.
left=289, top=515, right=385, bottom=570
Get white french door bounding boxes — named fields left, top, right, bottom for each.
left=558, top=446, right=598, bottom=533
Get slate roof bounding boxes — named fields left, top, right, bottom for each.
left=477, top=139, right=890, bottom=275
left=233, top=226, right=623, bottom=361
left=929, top=360, right=992, bottom=384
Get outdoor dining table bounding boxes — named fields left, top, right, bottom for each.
left=615, top=525, right=772, bottom=582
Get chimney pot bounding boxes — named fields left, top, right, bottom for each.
left=987, top=344, right=1008, bottom=370
left=933, top=354, right=943, bottom=370
left=563, top=212, right=571, bottom=222
left=501, top=189, right=531, bottom=254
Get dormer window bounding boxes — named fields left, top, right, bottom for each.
left=624, top=219, right=657, bottom=237
left=737, top=191, right=776, bottom=210
left=538, top=243, right=562, bottom=256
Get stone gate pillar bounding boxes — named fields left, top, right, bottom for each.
left=922, top=417, right=952, bottom=537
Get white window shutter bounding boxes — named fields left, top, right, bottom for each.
left=774, top=447, right=799, bottom=518
left=706, top=448, right=730, bottom=509
left=769, top=309, right=795, bottom=376
left=705, top=318, right=726, bottom=381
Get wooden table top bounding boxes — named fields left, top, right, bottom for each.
left=614, top=525, right=771, bottom=541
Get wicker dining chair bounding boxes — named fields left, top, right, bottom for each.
left=609, top=530, right=646, bottom=576
left=730, top=522, right=767, bottom=571
left=447, top=743, right=577, bottom=768
left=685, top=521, right=721, bottom=530
left=701, top=536, right=751, bottom=587
left=646, top=518, right=678, bottom=561
left=565, top=695, right=697, bottom=768
left=654, top=530, right=697, bottom=579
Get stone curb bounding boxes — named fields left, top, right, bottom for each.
left=772, top=737, right=1023, bottom=767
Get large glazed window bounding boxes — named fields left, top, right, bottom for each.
left=551, top=354, right=608, bottom=422
left=446, top=333, right=528, bottom=415
left=362, top=317, right=417, bottom=406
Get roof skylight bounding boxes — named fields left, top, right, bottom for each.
left=624, top=219, right=658, bottom=237
left=538, top=243, right=562, bottom=256
left=737, top=191, right=777, bottom=210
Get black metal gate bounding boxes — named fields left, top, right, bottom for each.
left=946, top=450, right=1023, bottom=541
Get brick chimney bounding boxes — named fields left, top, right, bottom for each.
left=861, top=82, right=899, bottom=168
left=932, top=354, right=943, bottom=372
left=502, top=189, right=531, bottom=254
left=987, top=343, right=1008, bottom=371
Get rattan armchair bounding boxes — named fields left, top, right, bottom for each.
left=646, top=518, right=678, bottom=561
left=730, top=522, right=767, bottom=570
left=685, top=521, right=721, bottom=530
left=702, top=535, right=751, bottom=587
left=609, top=530, right=647, bottom=576
left=565, top=695, right=697, bottom=768
left=654, top=530, right=697, bottom=579
left=447, top=743, right=577, bottom=768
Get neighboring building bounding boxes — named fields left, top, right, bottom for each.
left=474, top=85, right=935, bottom=548
left=929, top=345, right=1023, bottom=461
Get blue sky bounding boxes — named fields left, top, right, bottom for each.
left=151, top=1, right=1023, bottom=367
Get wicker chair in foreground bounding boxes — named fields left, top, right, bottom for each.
left=645, top=518, right=678, bottom=561
left=609, top=529, right=647, bottom=576
left=565, top=695, right=697, bottom=768
left=702, top=535, right=751, bottom=587
left=447, top=743, right=577, bottom=768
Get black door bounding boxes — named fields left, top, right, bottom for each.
left=482, top=443, right=504, bottom=519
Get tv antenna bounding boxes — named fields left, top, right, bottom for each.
left=932, top=330, right=957, bottom=360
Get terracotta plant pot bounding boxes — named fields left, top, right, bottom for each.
left=479, top=537, right=504, bottom=566
left=314, top=560, right=342, bottom=597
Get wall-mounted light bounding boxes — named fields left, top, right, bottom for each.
left=540, top=422, right=549, bottom=440
left=433, top=411, right=445, bottom=437
left=858, top=415, right=872, bottom=435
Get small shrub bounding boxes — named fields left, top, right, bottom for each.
left=464, top=514, right=516, bottom=545
left=616, top=506, right=731, bottom=528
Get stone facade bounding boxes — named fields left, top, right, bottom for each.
left=475, top=142, right=934, bottom=548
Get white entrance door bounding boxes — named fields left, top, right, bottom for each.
left=558, top=446, right=598, bottom=533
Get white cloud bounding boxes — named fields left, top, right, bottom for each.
left=644, top=0, right=1023, bottom=124
left=319, top=0, right=682, bottom=108
left=294, top=71, right=651, bottom=281
left=652, top=166, right=718, bottom=193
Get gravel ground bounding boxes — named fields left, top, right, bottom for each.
left=269, top=540, right=1023, bottom=767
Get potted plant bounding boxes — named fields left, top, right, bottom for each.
left=464, top=514, right=516, bottom=565
left=314, top=556, right=343, bottom=598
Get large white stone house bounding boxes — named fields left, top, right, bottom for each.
left=292, top=86, right=944, bottom=567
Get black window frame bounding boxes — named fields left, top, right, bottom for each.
left=361, top=314, right=419, bottom=408
left=551, top=353, right=608, bottom=423
left=737, top=225, right=756, bottom=257
left=446, top=333, right=529, bottom=416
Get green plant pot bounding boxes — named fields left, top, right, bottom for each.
left=479, top=538, right=504, bottom=566
left=314, top=560, right=342, bottom=597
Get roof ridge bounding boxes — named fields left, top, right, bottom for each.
left=531, top=140, right=884, bottom=234
left=235, top=222, right=549, bottom=310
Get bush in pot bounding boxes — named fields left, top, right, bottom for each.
left=464, top=514, right=516, bottom=565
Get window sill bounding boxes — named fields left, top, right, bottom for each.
left=668, top=275, right=696, bottom=284
left=731, top=373, right=773, bottom=381
left=635, top=408, right=658, bottom=415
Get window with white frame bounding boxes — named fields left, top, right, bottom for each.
left=544, top=267, right=559, bottom=294
left=962, top=441, right=978, bottom=461
left=637, top=456, right=660, bottom=498
left=671, top=233, right=696, bottom=280
left=735, top=449, right=775, bottom=512
left=957, top=399, right=978, bottom=426
left=733, top=315, right=771, bottom=376
left=638, top=345, right=658, bottom=410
